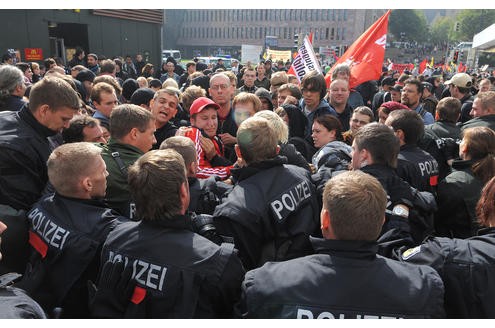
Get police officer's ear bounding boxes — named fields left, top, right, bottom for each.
left=234, top=144, right=242, bottom=161
left=82, top=176, right=93, bottom=193
left=276, top=145, right=280, bottom=155
left=179, top=181, right=190, bottom=214
left=320, top=208, right=336, bottom=240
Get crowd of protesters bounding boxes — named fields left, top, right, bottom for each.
left=1, top=46, right=495, bottom=319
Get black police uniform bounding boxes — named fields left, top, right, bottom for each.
left=91, top=215, right=245, bottom=318
left=359, top=164, right=422, bottom=240
left=213, top=156, right=321, bottom=271
left=0, top=273, right=47, bottom=318
left=398, top=227, right=495, bottom=318
left=238, top=236, right=445, bottom=318
left=0, top=106, right=58, bottom=275
left=17, top=193, right=122, bottom=318
left=435, top=159, right=483, bottom=239
left=397, top=144, right=439, bottom=193
left=188, top=176, right=232, bottom=215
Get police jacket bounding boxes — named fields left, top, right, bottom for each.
left=0, top=106, right=57, bottom=211
left=17, top=193, right=121, bottom=318
left=0, top=273, right=47, bottom=318
left=461, top=114, right=495, bottom=132
left=435, top=159, right=483, bottom=239
left=188, top=176, right=232, bottom=215
left=390, top=227, right=495, bottom=318
left=238, top=237, right=445, bottom=318
left=92, top=214, right=245, bottom=318
left=213, top=156, right=321, bottom=271
left=99, top=139, right=144, bottom=219
left=425, top=120, right=461, bottom=140
left=360, top=164, right=415, bottom=236
left=397, top=144, right=439, bottom=192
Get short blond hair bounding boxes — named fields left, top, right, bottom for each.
left=254, top=110, right=288, bottom=144
left=237, top=116, right=278, bottom=164
left=47, top=142, right=102, bottom=196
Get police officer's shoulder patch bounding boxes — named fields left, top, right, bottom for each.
left=401, top=246, right=421, bottom=260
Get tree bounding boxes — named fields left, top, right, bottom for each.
left=455, top=9, right=495, bottom=40
left=389, top=9, right=429, bottom=42
left=430, top=16, right=455, bottom=44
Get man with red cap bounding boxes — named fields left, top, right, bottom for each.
left=183, top=97, right=233, bottom=180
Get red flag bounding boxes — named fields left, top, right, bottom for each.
left=458, top=62, right=466, bottom=72
left=325, top=10, right=391, bottom=89
left=419, top=58, right=427, bottom=74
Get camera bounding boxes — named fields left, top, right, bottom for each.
left=190, top=213, right=219, bottom=243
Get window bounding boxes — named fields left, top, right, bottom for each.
left=342, top=27, right=345, bottom=41
left=330, top=28, right=334, bottom=40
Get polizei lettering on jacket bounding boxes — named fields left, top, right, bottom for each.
left=28, top=207, right=70, bottom=250
left=270, top=180, right=312, bottom=221
left=108, top=251, right=167, bottom=292
left=296, top=308, right=402, bottom=319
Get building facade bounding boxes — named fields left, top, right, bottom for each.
left=164, top=9, right=387, bottom=60
left=0, top=9, right=163, bottom=67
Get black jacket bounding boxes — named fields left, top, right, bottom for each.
left=238, top=237, right=445, bottom=318
left=461, top=114, right=495, bottom=132
left=435, top=159, right=483, bottom=239
left=0, top=106, right=57, bottom=210
left=17, top=193, right=122, bottom=318
left=152, top=121, right=178, bottom=150
left=387, top=227, right=495, bottom=318
left=0, top=274, right=47, bottom=319
left=360, top=164, right=415, bottom=235
left=397, top=144, right=439, bottom=193
left=279, top=143, right=311, bottom=172
left=91, top=214, right=245, bottom=318
left=213, top=156, right=321, bottom=270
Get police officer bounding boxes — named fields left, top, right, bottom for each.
left=0, top=220, right=46, bottom=318
left=381, top=175, right=495, bottom=318
left=98, top=104, right=157, bottom=219
left=0, top=76, right=80, bottom=275
left=90, top=149, right=245, bottom=318
left=238, top=171, right=445, bottom=318
left=16, top=142, right=123, bottom=318
left=213, top=117, right=321, bottom=270
left=385, top=109, right=439, bottom=193
left=159, top=136, right=232, bottom=215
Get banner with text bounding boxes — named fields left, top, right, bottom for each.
left=287, top=35, right=322, bottom=82
left=266, top=49, right=293, bottom=63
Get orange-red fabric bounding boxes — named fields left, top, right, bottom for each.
left=325, top=10, right=392, bottom=89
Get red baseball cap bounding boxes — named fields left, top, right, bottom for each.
left=189, top=97, right=220, bottom=116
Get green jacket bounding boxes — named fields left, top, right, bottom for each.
left=98, top=139, right=144, bottom=219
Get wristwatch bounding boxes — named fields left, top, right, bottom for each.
left=392, top=205, right=409, bottom=218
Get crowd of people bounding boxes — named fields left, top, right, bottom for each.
left=1, top=47, right=495, bottom=319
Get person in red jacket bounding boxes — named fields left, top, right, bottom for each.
left=183, top=97, right=233, bottom=180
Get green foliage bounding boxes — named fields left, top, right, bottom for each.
left=430, top=16, right=454, bottom=43
left=389, top=9, right=429, bottom=42
left=456, top=9, right=495, bottom=40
